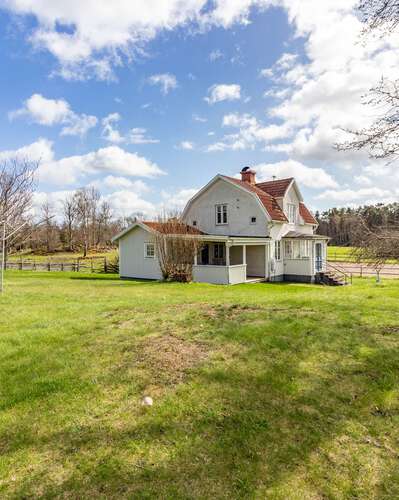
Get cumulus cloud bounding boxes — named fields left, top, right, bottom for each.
left=254, top=160, right=338, bottom=189
left=9, top=94, right=97, bottom=137
left=38, top=146, right=165, bottom=185
left=1, top=1, right=274, bottom=79
left=178, top=141, right=195, bottom=150
left=207, top=112, right=291, bottom=151
left=160, top=188, right=198, bottom=211
left=147, top=73, right=178, bottom=95
left=205, top=84, right=241, bottom=104
left=0, top=138, right=54, bottom=164
left=209, top=49, right=224, bottom=61
left=316, top=187, right=394, bottom=204
left=101, top=113, right=159, bottom=145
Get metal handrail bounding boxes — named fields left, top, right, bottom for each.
left=326, top=261, right=353, bottom=285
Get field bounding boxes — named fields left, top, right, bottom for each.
left=1, top=272, right=399, bottom=498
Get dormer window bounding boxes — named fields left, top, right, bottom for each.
left=287, top=204, right=297, bottom=224
left=216, top=204, right=228, bottom=225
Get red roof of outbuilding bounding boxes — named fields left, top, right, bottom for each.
left=142, top=221, right=205, bottom=235
left=222, top=175, right=288, bottom=222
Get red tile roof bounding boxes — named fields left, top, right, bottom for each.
left=222, top=176, right=288, bottom=222
left=299, top=202, right=317, bottom=225
left=255, top=177, right=293, bottom=198
left=143, top=221, right=205, bottom=235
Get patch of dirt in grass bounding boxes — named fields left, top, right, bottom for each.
left=381, top=325, right=399, bottom=335
left=135, top=334, right=211, bottom=390
left=201, top=303, right=316, bottom=322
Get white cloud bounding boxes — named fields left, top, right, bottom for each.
left=316, top=187, right=394, bottom=204
left=2, top=1, right=274, bottom=79
left=209, top=49, right=224, bottom=61
left=205, top=84, right=241, bottom=104
left=207, top=112, right=292, bottom=151
left=128, top=128, right=159, bottom=145
left=101, top=190, right=157, bottom=218
left=260, top=52, right=299, bottom=78
left=147, top=73, right=178, bottom=95
left=254, top=160, right=338, bottom=189
left=178, top=141, right=195, bottom=150
left=35, top=145, right=165, bottom=185
left=192, top=114, right=207, bottom=123
left=9, top=94, right=97, bottom=137
left=160, top=188, right=198, bottom=211
left=101, top=113, right=159, bottom=144
left=0, top=138, right=54, bottom=164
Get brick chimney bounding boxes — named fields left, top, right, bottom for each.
left=241, top=166, right=256, bottom=185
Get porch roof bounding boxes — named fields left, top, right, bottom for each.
left=197, top=234, right=271, bottom=245
left=282, top=231, right=329, bottom=240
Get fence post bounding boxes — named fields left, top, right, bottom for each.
left=360, top=265, right=363, bottom=278
left=91, top=258, right=94, bottom=273
left=48, top=261, right=51, bottom=271
left=76, top=259, right=80, bottom=272
left=104, top=257, right=108, bottom=273
left=33, top=260, right=36, bottom=271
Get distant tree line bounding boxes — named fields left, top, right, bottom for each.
left=16, top=186, right=129, bottom=257
left=316, top=203, right=399, bottom=246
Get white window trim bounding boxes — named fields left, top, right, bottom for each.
left=287, top=203, right=297, bottom=224
left=274, top=240, right=281, bottom=261
left=144, top=242, right=155, bottom=259
left=215, top=204, right=228, bottom=225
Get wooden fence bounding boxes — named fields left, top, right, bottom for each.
left=329, top=261, right=399, bottom=278
left=5, top=256, right=118, bottom=274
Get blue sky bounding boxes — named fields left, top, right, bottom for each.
left=0, top=0, right=398, bottom=218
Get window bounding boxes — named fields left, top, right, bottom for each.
left=287, top=203, right=297, bottom=224
left=144, top=242, right=155, bottom=258
left=213, top=243, right=224, bottom=260
left=192, top=220, right=197, bottom=226
left=250, top=216, right=257, bottom=224
left=216, top=204, right=228, bottom=225
left=274, top=240, right=281, bottom=261
left=284, top=240, right=310, bottom=259
left=284, top=241, right=293, bottom=259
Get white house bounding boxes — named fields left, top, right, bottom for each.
left=112, top=167, right=330, bottom=285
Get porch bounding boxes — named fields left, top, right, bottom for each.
left=192, top=236, right=270, bottom=285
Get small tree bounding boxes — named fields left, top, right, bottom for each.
left=153, top=216, right=201, bottom=282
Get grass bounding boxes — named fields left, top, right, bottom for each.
left=328, top=246, right=398, bottom=265
left=0, top=272, right=399, bottom=498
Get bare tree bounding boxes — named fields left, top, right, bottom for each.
left=337, top=78, right=399, bottom=161
left=358, top=0, right=399, bottom=34
left=0, top=157, right=37, bottom=260
left=40, top=200, right=58, bottom=253
left=351, top=216, right=399, bottom=281
left=337, top=2, right=399, bottom=159
left=153, top=216, right=202, bottom=282
left=62, top=195, right=77, bottom=252
left=74, top=187, right=100, bottom=257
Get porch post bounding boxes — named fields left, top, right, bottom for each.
left=194, top=252, right=198, bottom=266
left=226, top=242, right=231, bottom=266
left=243, top=245, right=246, bottom=265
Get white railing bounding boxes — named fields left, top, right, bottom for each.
left=192, top=264, right=246, bottom=285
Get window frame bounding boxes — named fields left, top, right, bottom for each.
left=274, top=240, right=281, bottom=261
left=215, top=204, right=228, bottom=225
left=213, top=243, right=225, bottom=260
left=287, top=203, right=297, bottom=224
left=144, top=242, right=155, bottom=259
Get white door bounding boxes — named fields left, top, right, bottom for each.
left=315, top=242, right=323, bottom=272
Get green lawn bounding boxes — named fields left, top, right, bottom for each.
left=0, top=272, right=399, bottom=498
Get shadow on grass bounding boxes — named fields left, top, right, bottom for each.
left=3, top=301, right=399, bottom=498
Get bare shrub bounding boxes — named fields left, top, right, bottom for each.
left=153, top=216, right=202, bottom=282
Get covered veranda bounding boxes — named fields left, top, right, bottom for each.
left=192, top=235, right=271, bottom=285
